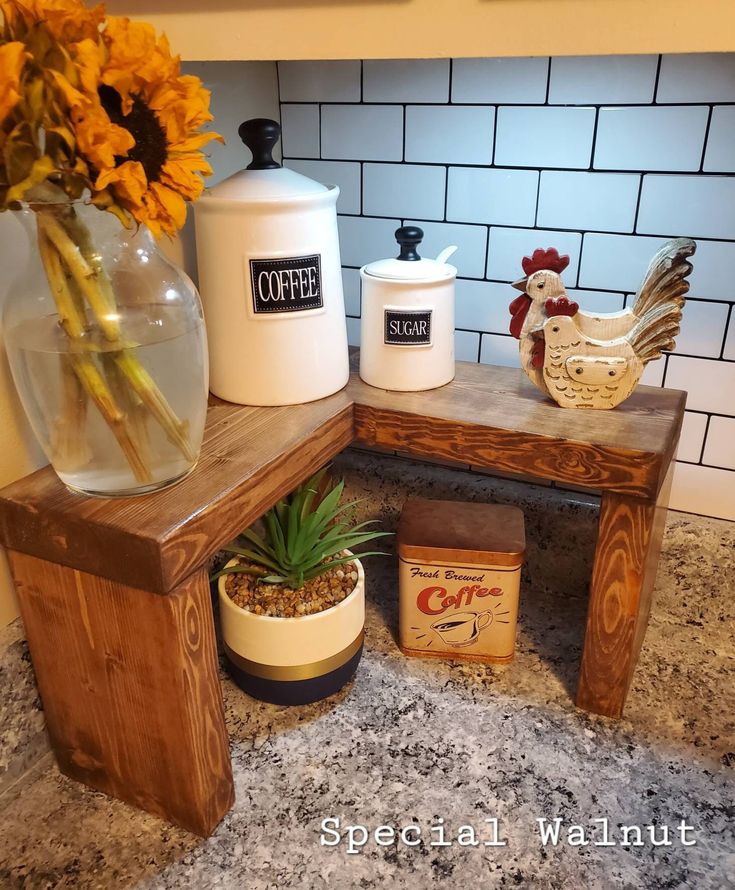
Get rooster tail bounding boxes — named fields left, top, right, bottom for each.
left=631, top=238, right=696, bottom=318
left=627, top=302, right=683, bottom=364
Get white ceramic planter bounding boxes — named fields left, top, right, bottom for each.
left=218, top=555, right=365, bottom=704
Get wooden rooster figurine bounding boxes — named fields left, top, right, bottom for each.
left=508, top=239, right=696, bottom=408
left=538, top=296, right=682, bottom=409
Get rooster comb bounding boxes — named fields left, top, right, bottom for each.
left=545, top=296, right=579, bottom=317
left=521, top=248, right=570, bottom=277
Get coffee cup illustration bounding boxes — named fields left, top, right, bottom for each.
left=431, top=610, right=492, bottom=647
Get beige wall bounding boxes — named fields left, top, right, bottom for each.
left=0, top=61, right=279, bottom=627
left=107, top=0, right=735, bottom=61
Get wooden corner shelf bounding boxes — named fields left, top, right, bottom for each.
left=0, top=355, right=685, bottom=835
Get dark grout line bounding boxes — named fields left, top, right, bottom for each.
left=719, top=303, right=733, bottom=359
left=632, top=173, right=645, bottom=233
left=698, top=414, right=712, bottom=464
left=652, top=54, right=663, bottom=104
left=279, top=99, right=735, bottom=109
left=698, top=105, right=714, bottom=173
left=283, top=154, right=735, bottom=180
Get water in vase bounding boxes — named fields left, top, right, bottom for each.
left=5, top=305, right=209, bottom=496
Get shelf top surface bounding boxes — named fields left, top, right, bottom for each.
left=0, top=358, right=685, bottom=592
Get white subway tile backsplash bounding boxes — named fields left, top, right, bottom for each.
left=566, top=289, right=625, bottom=313
left=579, top=233, right=667, bottom=292
left=363, top=59, right=449, bottom=102
left=363, top=163, right=446, bottom=220
left=278, top=61, right=361, bottom=102
left=452, top=57, right=549, bottom=104
left=637, top=175, right=735, bottom=240
left=549, top=55, right=658, bottom=105
left=677, top=412, right=708, bottom=463
left=342, top=268, right=361, bottom=316
left=669, top=462, right=735, bottom=520
left=321, top=105, right=403, bottom=160
left=537, top=171, right=639, bottom=233
left=688, top=241, right=735, bottom=301
left=487, top=228, right=582, bottom=283
left=285, top=160, right=361, bottom=214
left=479, top=333, right=521, bottom=368
left=657, top=53, right=735, bottom=103
left=280, top=104, right=320, bottom=158
left=404, top=220, right=488, bottom=279
left=495, top=107, right=595, bottom=169
left=674, top=300, right=730, bottom=358
left=279, top=53, right=735, bottom=521
left=338, top=215, right=400, bottom=267
left=640, top=359, right=665, bottom=387
left=702, top=417, right=735, bottom=470
left=665, top=355, right=735, bottom=414
left=405, top=106, right=494, bottom=164
left=594, top=106, right=708, bottom=172
left=455, top=329, right=480, bottom=362
left=447, top=167, right=538, bottom=227
left=704, top=107, right=735, bottom=173
left=455, top=280, right=513, bottom=334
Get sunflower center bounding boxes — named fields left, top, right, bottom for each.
left=99, top=85, right=167, bottom=183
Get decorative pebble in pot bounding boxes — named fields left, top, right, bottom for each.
left=213, top=469, right=390, bottom=705
left=194, top=119, right=349, bottom=406
left=359, top=226, right=457, bottom=392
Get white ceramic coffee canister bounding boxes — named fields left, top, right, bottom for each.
left=194, top=118, right=349, bottom=406
left=360, top=226, right=457, bottom=392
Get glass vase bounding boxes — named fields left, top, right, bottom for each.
left=2, top=201, right=209, bottom=497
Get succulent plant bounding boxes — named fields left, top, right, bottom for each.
left=212, top=468, right=390, bottom=590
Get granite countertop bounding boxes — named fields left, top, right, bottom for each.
left=0, top=451, right=733, bottom=889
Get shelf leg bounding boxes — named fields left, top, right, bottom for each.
left=576, top=464, right=673, bottom=718
left=8, top=552, right=234, bottom=837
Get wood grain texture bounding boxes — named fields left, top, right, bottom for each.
left=0, top=393, right=354, bottom=592
left=0, top=355, right=685, bottom=593
left=8, top=552, right=233, bottom=836
left=575, top=465, right=673, bottom=718
left=349, top=361, right=684, bottom=498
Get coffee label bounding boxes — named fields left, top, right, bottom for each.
left=249, top=254, right=323, bottom=314
left=399, top=558, right=521, bottom=661
left=384, top=309, right=432, bottom=346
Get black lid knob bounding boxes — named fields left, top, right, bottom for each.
left=238, top=118, right=282, bottom=170
left=395, top=226, right=423, bottom=261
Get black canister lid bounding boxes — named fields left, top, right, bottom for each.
left=239, top=118, right=282, bottom=170
left=395, top=226, right=424, bottom=262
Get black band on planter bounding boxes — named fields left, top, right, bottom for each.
left=223, top=639, right=364, bottom=706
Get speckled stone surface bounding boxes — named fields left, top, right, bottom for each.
left=0, top=452, right=733, bottom=889
left=0, top=618, right=47, bottom=796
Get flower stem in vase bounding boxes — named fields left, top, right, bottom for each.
left=35, top=209, right=153, bottom=483
left=35, top=205, right=201, bottom=483
left=50, top=353, right=93, bottom=472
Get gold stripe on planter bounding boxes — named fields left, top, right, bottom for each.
left=224, top=631, right=364, bottom=681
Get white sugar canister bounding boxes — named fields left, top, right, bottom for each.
left=194, top=119, right=349, bottom=406
left=360, top=226, right=457, bottom=392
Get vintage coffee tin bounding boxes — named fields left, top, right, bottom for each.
left=398, top=499, right=525, bottom=664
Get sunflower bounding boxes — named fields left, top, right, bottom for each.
left=89, top=16, right=222, bottom=237
left=0, top=40, right=28, bottom=127
left=1, top=0, right=104, bottom=42
left=1, top=1, right=220, bottom=236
